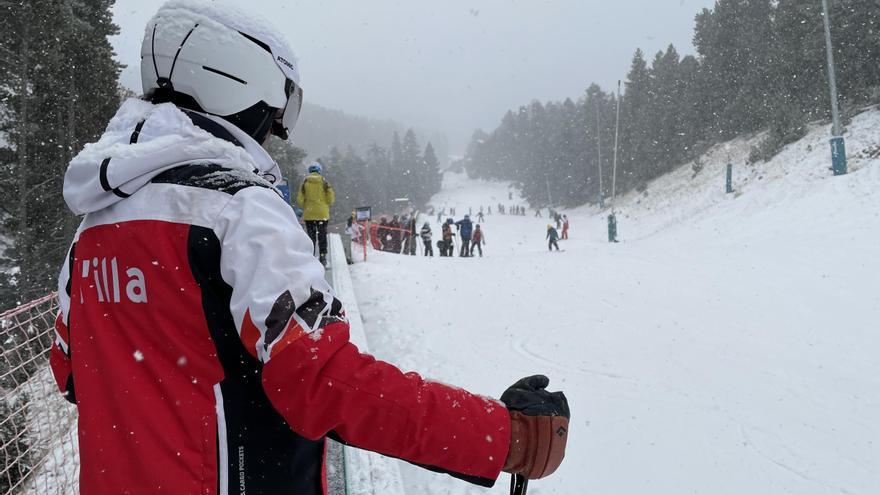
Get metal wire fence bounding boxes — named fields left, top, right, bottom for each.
left=0, top=294, right=78, bottom=494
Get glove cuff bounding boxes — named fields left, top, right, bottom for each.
left=503, top=411, right=569, bottom=479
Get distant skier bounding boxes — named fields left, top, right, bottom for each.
left=477, top=210, right=485, bottom=223
left=343, top=216, right=362, bottom=264
left=456, top=214, right=474, bottom=257
left=534, top=207, right=541, bottom=218
left=377, top=217, right=390, bottom=251
left=389, top=215, right=402, bottom=253
left=420, top=222, right=433, bottom=256
left=547, top=224, right=561, bottom=251
left=471, top=224, right=485, bottom=257
left=408, top=216, right=418, bottom=255
left=441, top=219, right=455, bottom=257
left=297, top=162, right=336, bottom=265
left=562, top=214, right=570, bottom=240
left=401, top=214, right=412, bottom=255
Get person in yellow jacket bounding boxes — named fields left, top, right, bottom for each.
left=297, top=162, right=336, bottom=265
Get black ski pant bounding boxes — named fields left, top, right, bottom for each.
left=460, top=237, right=471, bottom=257
left=305, top=220, right=329, bottom=257
left=470, top=241, right=483, bottom=257
left=549, top=239, right=559, bottom=251
left=423, top=240, right=433, bottom=256
left=442, top=239, right=454, bottom=257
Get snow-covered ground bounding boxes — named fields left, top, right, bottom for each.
left=349, top=110, right=880, bottom=494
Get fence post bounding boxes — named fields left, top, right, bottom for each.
left=362, top=221, right=369, bottom=262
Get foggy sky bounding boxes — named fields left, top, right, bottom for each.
left=111, top=0, right=716, bottom=153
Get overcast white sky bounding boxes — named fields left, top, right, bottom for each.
left=111, top=0, right=715, bottom=152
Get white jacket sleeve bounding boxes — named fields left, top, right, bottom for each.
left=214, top=186, right=344, bottom=363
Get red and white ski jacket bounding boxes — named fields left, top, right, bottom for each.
left=50, top=99, right=510, bottom=494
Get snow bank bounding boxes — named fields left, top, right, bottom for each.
left=327, top=234, right=406, bottom=495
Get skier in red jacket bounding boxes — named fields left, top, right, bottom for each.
left=49, top=2, right=568, bottom=494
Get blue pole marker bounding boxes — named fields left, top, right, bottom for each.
left=725, top=163, right=734, bottom=194
left=830, top=137, right=847, bottom=176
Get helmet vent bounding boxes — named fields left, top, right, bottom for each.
left=238, top=31, right=272, bottom=54
left=202, top=66, right=248, bottom=85
left=168, top=24, right=199, bottom=81
left=150, top=23, right=159, bottom=80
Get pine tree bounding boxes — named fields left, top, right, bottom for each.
left=0, top=0, right=122, bottom=306
left=621, top=49, right=652, bottom=191
left=401, top=129, right=422, bottom=204
left=364, top=143, right=391, bottom=210
left=388, top=131, right=405, bottom=203
left=832, top=0, right=880, bottom=107
left=422, top=142, right=442, bottom=202
left=265, top=139, right=308, bottom=198
left=694, top=0, right=776, bottom=137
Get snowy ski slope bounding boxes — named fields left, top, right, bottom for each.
left=349, top=110, right=880, bottom=494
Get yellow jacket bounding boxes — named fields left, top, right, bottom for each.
left=297, top=173, right=335, bottom=221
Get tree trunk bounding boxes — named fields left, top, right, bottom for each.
left=16, top=8, right=31, bottom=293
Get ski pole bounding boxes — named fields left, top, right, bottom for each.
left=509, top=474, right=528, bottom=495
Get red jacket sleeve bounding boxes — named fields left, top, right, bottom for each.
left=262, top=321, right=510, bottom=486
left=50, top=313, right=76, bottom=404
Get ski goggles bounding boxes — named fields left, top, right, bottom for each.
left=273, top=79, right=304, bottom=140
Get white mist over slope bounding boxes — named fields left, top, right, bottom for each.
left=348, top=110, right=880, bottom=494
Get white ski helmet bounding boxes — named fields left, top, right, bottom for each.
left=140, top=0, right=303, bottom=141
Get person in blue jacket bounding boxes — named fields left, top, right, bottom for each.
left=455, top=215, right=474, bottom=257
left=547, top=224, right=561, bottom=251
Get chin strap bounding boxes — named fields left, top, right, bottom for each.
left=271, top=119, right=289, bottom=140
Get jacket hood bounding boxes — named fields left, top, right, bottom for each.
left=64, top=98, right=283, bottom=215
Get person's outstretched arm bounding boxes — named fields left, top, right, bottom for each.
left=216, top=186, right=511, bottom=486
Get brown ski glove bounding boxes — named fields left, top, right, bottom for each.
left=500, top=375, right=570, bottom=479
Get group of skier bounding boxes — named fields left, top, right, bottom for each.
left=375, top=214, right=419, bottom=254
left=547, top=213, right=570, bottom=251
left=421, top=214, right=486, bottom=257
left=499, top=204, right=530, bottom=216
